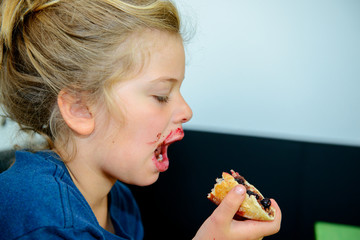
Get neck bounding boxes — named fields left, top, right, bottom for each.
left=58, top=148, right=116, bottom=231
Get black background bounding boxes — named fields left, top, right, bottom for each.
left=129, top=130, right=360, bottom=240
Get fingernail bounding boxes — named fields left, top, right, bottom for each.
left=234, top=185, right=245, bottom=195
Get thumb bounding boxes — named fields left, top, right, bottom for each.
left=212, top=184, right=246, bottom=224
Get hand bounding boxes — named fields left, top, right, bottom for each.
left=193, top=185, right=282, bottom=240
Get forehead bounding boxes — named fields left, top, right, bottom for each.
left=143, top=29, right=182, bottom=47
left=108, top=29, right=185, bottom=94
left=138, top=29, right=184, bottom=62
left=106, top=29, right=184, bottom=85
left=128, top=30, right=185, bottom=81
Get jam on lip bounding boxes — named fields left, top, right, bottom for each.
left=163, top=128, right=184, bottom=145
left=148, top=128, right=184, bottom=146
left=155, top=128, right=184, bottom=149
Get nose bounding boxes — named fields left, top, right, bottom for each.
left=174, top=94, right=193, bottom=124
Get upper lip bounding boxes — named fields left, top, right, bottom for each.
left=163, top=128, right=184, bottom=145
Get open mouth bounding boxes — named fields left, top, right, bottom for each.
left=152, top=128, right=184, bottom=172
left=153, top=143, right=169, bottom=172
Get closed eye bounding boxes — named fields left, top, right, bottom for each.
left=154, top=95, right=170, bottom=104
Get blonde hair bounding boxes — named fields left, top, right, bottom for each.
left=0, top=0, right=181, bottom=156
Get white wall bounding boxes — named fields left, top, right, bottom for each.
left=176, top=0, right=360, bottom=146
left=1, top=0, right=359, bottom=149
left=0, top=118, right=45, bottom=151
left=0, top=119, right=24, bottom=151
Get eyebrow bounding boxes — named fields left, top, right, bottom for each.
left=150, top=77, right=182, bottom=83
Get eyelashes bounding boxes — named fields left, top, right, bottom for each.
left=154, top=95, right=170, bottom=104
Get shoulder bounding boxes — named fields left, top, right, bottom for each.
left=0, top=150, right=99, bottom=239
left=0, top=150, right=68, bottom=203
left=0, top=151, right=65, bottom=211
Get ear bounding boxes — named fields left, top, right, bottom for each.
left=57, top=90, right=95, bottom=136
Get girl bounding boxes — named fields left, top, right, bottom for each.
left=0, top=0, right=281, bottom=239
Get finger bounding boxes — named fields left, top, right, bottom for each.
left=270, top=198, right=282, bottom=234
left=233, top=199, right=282, bottom=237
left=271, top=199, right=282, bottom=224
left=264, top=199, right=282, bottom=234
left=212, top=184, right=246, bottom=225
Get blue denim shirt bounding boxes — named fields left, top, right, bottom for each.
left=0, top=150, right=144, bottom=240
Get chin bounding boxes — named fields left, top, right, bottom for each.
left=128, top=172, right=160, bottom=187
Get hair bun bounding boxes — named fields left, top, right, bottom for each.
left=0, top=0, right=59, bottom=48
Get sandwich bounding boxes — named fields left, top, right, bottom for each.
left=207, top=170, right=275, bottom=221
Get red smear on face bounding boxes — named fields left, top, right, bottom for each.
left=147, top=133, right=162, bottom=145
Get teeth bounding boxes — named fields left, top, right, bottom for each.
left=157, top=154, right=163, bottom=162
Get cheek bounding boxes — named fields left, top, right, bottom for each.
left=130, top=109, right=171, bottom=141
left=144, top=117, right=170, bottom=142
